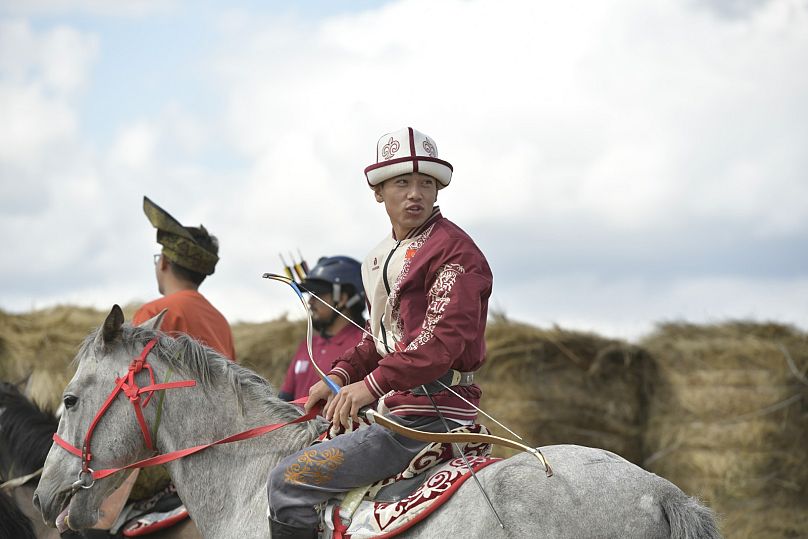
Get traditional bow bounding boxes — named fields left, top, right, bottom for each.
left=365, top=410, right=552, bottom=475
left=262, top=272, right=552, bottom=477
left=263, top=272, right=341, bottom=395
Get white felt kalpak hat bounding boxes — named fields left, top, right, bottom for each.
left=364, top=127, right=453, bottom=188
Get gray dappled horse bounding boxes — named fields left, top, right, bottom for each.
left=35, top=306, right=721, bottom=538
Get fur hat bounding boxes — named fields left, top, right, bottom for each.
left=364, top=127, right=452, bottom=188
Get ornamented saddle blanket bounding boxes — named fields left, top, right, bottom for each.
left=323, top=455, right=501, bottom=539
left=319, top=419, right=494, bottom=489
left=365, top=423, right=493, bottom=500
left=317, top=421, right=498, bottom=539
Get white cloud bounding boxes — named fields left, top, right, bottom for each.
left=0, top=83, right=76, bottom=164
left=214, top=0, right=808, bottom=235
left=0, top=18, right=99, bottom=94
left=0, top=19, right=98, bottom=168
left=496, top=274, right=808, bottom=341
left=200, top=0, right=808, bottom=334
left=108, top=121, right=160, bottom=169
left=0, top=0, right=178, bottom=18
left=1, top=0, right=806, bottom=342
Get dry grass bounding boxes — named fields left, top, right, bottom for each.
left=642, top=321, right=808, bottom=538
left=479, top=315, right=649, bottom=462
left=230, top=315, right=306, bottom=387
left=0, top=304, right=138, bottom=412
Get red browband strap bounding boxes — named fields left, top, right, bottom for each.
left=52, top=339, right=316, bottom=482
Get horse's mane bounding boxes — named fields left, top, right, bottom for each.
left=77, top=325, right=325, bottom=436
left=0, top=382, right=59, bottom=480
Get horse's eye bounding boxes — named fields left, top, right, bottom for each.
left=63, top=395, right=78, bottom=409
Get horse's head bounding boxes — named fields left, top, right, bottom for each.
left=33, top=305, right=168, bottom=531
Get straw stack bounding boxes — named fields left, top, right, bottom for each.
left=230, top=315, right=306, bottom=388
left=642, top=322, right=808, bottom=538
left=478, top=316, right=648, bottom=462
left=0, top=305, right=133, bottom=412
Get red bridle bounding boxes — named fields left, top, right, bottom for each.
left=53, top=339, right=197, bottom=488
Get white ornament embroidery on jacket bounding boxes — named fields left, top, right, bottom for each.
left=405, top=263, right=465, bottom=351
left=388, top=224, right=435, bottom=341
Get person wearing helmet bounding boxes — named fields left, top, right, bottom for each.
left=267, top=128, right=493, bottom=538
left=278, top=256, right=366, bottom=401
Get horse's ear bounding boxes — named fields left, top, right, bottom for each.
left=138, top=309, right=167, bottom=331
left=101, top=304, right=125, bottom=346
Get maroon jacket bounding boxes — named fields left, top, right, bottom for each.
left=330, top=208, right=492, bottom=421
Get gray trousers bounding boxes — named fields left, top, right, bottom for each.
left=267, top=415, right=458, bottom=528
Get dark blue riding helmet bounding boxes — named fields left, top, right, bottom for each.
left=298, top=256, right=365, bottom=309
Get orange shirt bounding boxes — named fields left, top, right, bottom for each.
left=133, top=290, right=236, bottom=361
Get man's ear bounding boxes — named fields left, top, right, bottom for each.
left=373, top=185, right=383, bottom=203
left=138, top=309, right=168, bottom=331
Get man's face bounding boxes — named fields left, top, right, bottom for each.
left=308, top=291, right=335, bottom=324
left=375, top=173, right=438, bottom=238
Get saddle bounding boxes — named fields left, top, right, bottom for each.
left=319, top=423, right=499, bottom=539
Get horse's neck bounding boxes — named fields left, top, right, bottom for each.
left=156, top=378, right=315, bottom=535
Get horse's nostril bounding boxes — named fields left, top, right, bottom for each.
left=32, top=492, right=41, bottom=511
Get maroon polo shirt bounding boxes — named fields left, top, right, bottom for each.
left=279, top=323, right=364, bottom=401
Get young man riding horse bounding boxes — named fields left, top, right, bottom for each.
left=267, top=127, right=493, bottom=538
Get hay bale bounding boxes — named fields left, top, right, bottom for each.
left=642, top=321, right=808, bottom=539
left=0, top=305, right=118, bottom=412
left=231, top=315, right=306, bottom=388
left=479, top=316, right=648, bottom=462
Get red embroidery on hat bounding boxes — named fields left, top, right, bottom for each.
left=382, top=137, right=400, bottom=160
left=422, top=139, right=436, bottom=158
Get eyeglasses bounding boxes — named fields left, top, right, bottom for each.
left=153, top=253, right=162, bottom=265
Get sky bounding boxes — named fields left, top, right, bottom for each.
left=0, top=0, right=806, bottom=342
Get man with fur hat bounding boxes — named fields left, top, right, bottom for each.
left=133, top=196, right=236, bottom=360
left=267, top=128, right=493, bottom=538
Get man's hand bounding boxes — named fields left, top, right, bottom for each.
left=323, top=381, right=375, bottom=430
left=304, top=375, right=342, bottom=414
